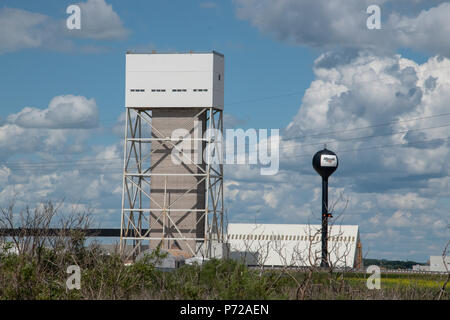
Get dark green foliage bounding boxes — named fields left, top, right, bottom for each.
left=0, top=202, right=447, bottom=300
left=363, top=258, right=425, bottom=269
left=168, top=259, right=288, bottom=300
left=1, top=245, right=448, bottom=300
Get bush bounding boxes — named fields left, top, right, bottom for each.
left=0, top=201, right=448, bottom=300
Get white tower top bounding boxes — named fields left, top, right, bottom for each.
left=125, top=51, right=224, bottom=109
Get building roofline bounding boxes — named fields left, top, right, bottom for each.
left=126, top=50, right=224, bottom=57
left=227, top=223, right=359, bottom=228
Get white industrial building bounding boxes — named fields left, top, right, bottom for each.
left=226, top=223, right=362, bottom=269
left=429, top=255, right=450, bottom=273
left=412, top=264, right=430, bottom=272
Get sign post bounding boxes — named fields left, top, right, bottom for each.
left=312, top=148, right=338, bottom=268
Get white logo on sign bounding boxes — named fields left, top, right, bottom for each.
left=320, top=155, right=337, bottom=167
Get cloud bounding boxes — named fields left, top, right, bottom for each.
left=0, top=7, right=71, bottom=54
left=223, top=113, right=247, bottom=129
left=111, top=111, right=127, bottom=137
left=234, top=0, right=388, bottom=50
left=389, top=2, right=450, bottom=56
left=71, top=0, right=129, bottom=40
left=221, top=51, right=450, bottom=260
left=0, top=123, right=91, bottom=159
left=199, top=2, right=218, bottom=9
left=234, top=0, right=450, bottom=56
left=385, top=210, right=413, bottom=228
left=0, top=95, right=99, bottom=160
left=283, top=52, right=450, bottom=181
left=0, top=0, right=128, bottom=54
left=375, top=193, right=435, bottom=210
left=0, top=139, right=123, bottom=227
left=0, top=166, right=11, bottom=185
left=7, top=95, right=99, bottom=129
left=0, top=123, right=44, bottom=155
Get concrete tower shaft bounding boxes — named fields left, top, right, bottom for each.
left=149, top=108, right=206, bottom=253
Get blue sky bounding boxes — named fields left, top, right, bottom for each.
left=0, top=0, right=449, bottom=262
left=0, top=0, right=316, bottom=131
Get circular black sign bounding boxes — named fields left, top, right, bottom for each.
left=312, top=148, right=338, bottom=179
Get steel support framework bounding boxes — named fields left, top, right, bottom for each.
left=120, top=107, right=224, bottom=259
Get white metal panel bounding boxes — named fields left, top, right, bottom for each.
left=212, top=53, right=224, bottom=108
left=126, top=53, right=214, bottom=72
left=125, top=52, right=224, bottom=109
left=429, top=255, right=450, bottom=272
left=226, top=223, right=359, bottom=268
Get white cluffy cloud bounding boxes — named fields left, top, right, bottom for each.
left=7, top=95, right=99, bottom=129
left=283, top=52, right=450, bottom=179
left=0, top=142, right=123, bottom=228
left=234, top=0, right=450, bottom=56
left=0, top=94, right=121, bottom=227
left=0, top=0, right=128, bottom=54
left=74, top=0, right=129, bottom=40
left=0, top=8, right=46, bottom=52
left=0, top=95, right=98, bottom=159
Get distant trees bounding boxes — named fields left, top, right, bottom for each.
left=364, top=259, right=426, bottom=270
